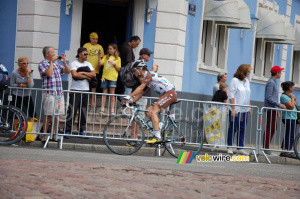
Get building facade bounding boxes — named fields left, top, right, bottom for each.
left=0, top=0, right=299, bottom=107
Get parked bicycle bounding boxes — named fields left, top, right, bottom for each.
left=103, top=102, right=203, bottom=158
left=0, top=104, right=28, bottom=145
left=294, top=132, right=300, bottom=160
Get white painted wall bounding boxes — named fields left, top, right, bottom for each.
left=15, top=0, right=61, bottom=79
left=153, top=0, right=188, bottom=91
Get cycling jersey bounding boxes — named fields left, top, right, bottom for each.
left=144, top=71, right=175, bottom=95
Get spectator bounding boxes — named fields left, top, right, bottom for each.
left=10, top=56, right=36, bottom=119
left=212, top=83, right=228, bottom=103
left=213, top=73, right=227, bottom=95
left=83, top=32, right=104, bottom=107
left=117, top=36, right=141, bottom=98
left=279, top=81, right=298, bottom=158
left=38, top=46, right=70, bottom=141
left=99, top=44, right=121, bottom=115
left=65, top=48, right=96, bottom=138
left=227, top=64, right=252, bottom=155
left=263, top=66, right=286, bottom=156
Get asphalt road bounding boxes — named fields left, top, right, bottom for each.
left=1, top=146, right=299, bottom=181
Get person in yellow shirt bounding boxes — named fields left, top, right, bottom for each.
left=83, top=32, right=104, bottom=107
left=98, top=43, right=121, bottom=115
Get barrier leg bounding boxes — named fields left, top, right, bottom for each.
left=155, top=144, right=161, bottom=156
left=251, top=149, right=259, bottom=163
left=261, top=150, right=271, bottom=164
left=43, top=135, right=50, bottom=148
left=57, top=135, right=63, bottom=149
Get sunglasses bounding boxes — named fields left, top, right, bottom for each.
left=19, top=62, right=29, bottom=65
left=83, top=53, right=88, bottom=56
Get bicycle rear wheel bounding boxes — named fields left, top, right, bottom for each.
left=164, top=120, right=203, bottom=158
left=0, top=105, right=28, bottom=145
left=103, top=115, right=145, bottom=155
left=294, top=133, right=300, bottom=160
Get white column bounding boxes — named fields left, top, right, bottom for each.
left=153, top=0, right=188, bottom=91
left=15, top=0, right=61, bottom=79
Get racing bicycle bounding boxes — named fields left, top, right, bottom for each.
left=0, top=105, right=28, bottom=145
left=103, top=102, right=203, bottom=158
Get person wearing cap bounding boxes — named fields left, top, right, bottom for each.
left=83, top=32, right=104, bottom=106
left=117, top=36, right=141, bottom=99
left=38, top=46, right=70, bottom=141
left=65, top=47, right=96, bottom=139
left=263, top=66, right=286, bottom=155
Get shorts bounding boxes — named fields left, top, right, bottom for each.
left=100, top=80, right=117, bottom=89
left=43, top=94, right=65, bottom=115
left=89, top=77, right=98, bottom=89
left=152, top=89, right=177, bottom=110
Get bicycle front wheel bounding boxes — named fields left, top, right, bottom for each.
left=0, top=105, right=28, bottom=146
left=103, top=115, right=145, bottom=155
left=294, top=133, right=300, bottom=160
left=164, top=120, right=203, bottom=158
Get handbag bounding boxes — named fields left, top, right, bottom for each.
left=26, top=118, right=40, bottom=142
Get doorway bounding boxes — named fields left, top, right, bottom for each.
left=80, top=0, right=130, bottom=51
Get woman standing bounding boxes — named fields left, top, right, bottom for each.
left=280, top=81, right=298, bottom=158
left=227, top=64, right=252, bottom=155
left=10, top=56, right=36, bottom=118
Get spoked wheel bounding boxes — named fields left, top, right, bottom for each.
left=294, top=133, right=300, bottom=161
left=103, top=115, right=145, bottom=155
left=164, top=120, right=203, bottom=158
left=0, top=105, right=27, bottom=146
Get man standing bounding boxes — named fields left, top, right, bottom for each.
left=263, top=65, right=286, bottom=155
left=65, top=48, right=96, bottom=138
left=117, top=36, right=141, bottom=97
left=83, top=32, right=104, bottom=106
left=38, top=46, right=70, bottom=141
left=213, top=73, right=227, bottom=95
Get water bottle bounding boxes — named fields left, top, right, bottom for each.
left=146, top=121, right=164, bottom=130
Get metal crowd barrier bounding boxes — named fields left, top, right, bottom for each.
left=2, top=87, right=299, bottom=164
left=259, top=107, right=300, bottom=163
left=1, top=87, right=57, bottom=148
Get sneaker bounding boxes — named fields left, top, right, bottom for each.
left=38, top=135, right=46, bottom=142
left=265, top=150, right=278, bottom=156
left=126, top=141, right=140, bottom=147
left=100, top=111, right=105, bottom=115
left=227, top=147, right=233, bottom=155
left=280, top=152, right=289, bottom=157
left=110, top=112, right=116, bottom=116
left=64, top=132, right=70, bottom=139
left=79, top=132, right=88, bottom=139
left=146, top=137, right=161, bottom=144
left=286, top=152, right=297, bottom=159
left=236, top=149, right=249, bottom=155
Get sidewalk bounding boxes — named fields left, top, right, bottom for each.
left=16, top=139, right=300, bottom=166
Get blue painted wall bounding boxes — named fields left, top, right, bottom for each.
left=183, top=0, right=217, bottom=95
left=0, top=0, right=18, bottom=76
left=143, top=3, right=156, bottom=70
left=58, top=0, right=72, bottom=81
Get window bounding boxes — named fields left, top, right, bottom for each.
left=252, top=38, right=275, bottom=82
left=198, top=20, right=229, bottom=74
left=291, top=51, right=300, bottom=85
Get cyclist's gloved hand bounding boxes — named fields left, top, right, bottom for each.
left=123, top=95, right=133, bottom=103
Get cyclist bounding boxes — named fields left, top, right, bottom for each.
left=123, top=60, right=177, bottom=144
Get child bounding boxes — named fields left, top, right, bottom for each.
left=212, top=83, right=228, bottom=103
left=98, top=43, right=121, bottom=115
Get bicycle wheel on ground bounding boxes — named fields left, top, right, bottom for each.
left=164, top=120, right=203, bottom=158
left=0, top=105, right=28, bottom=146
left=294, top=133, right=300, bottom=160
left=103, top=115, right=145, bottom=155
